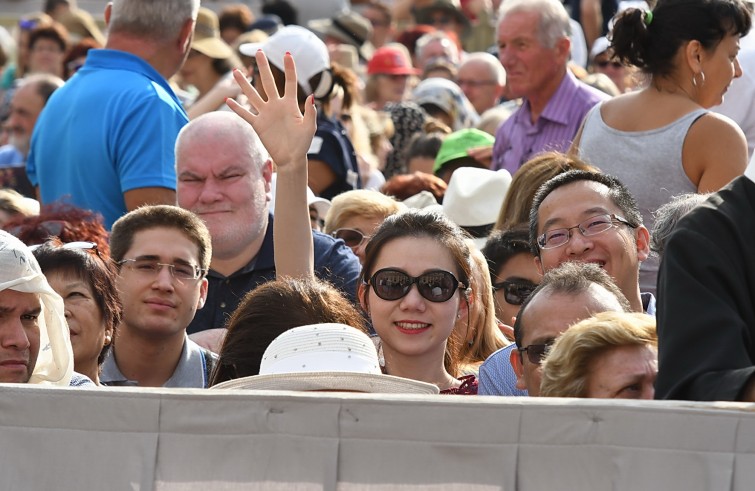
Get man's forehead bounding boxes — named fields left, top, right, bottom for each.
left=538, top=180, right=617, bottom=224
left=126, top=227, right=201, bottom=260
left=0, top=289, right=41, bottom=310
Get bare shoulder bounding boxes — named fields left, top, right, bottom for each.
left=683, top=112, right=747, bottom=191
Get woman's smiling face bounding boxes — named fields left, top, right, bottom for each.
left=363, top=236, right=467, bottom=362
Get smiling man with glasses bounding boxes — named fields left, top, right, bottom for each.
left=102, top=205, right=216, bottom=388
left=479, top=170, right=651, bottom=396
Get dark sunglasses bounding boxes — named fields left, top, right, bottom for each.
left=8, top=220, right=69, bottom=239
left=493, top=280, right=537, bottom=306
left=332, top=228, right=369, bottom=248
left=517, top=340, right=554, bottom=364
left=367, top=268, right=466, bottom=303
left=596, top=60, right=623, bottom=69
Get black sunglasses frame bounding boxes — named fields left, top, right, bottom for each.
left=366, top=268, right=466, bottom=303
left=493, top=280, right=537, bottom=306
left=517, top=341, right=554, bottom=364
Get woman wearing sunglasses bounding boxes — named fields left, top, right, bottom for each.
left=323, top=189, right=405, bottom=265
left=358, top=210, right=478, bottom=394
left=33, top=240, right=122, bottom=385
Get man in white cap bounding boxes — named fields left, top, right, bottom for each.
left=0, top=230, right=77, bottom=385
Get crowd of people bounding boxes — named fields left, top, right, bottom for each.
left=0, top=0, right=753, bottom=406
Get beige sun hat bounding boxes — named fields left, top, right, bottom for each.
left=211, top=323, right=439, bottom=394
left=191, top=7, right=235, bottom=60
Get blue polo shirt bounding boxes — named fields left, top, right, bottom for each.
left=187, top=213, right=362, bottom=334
left=27, top=49, right=186, bottom=228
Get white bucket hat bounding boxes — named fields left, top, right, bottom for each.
left=212, top=323, right=439, bottom=394
left=0, top=230, right=73, bottom=385
left=442, top=167, right=512, bottom=250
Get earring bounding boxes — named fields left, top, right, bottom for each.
left=699, top=71, right=706, bottom=87
left=104, top=334, right=112, bottom=346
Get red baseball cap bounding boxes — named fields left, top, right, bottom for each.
left=367, top=46, right=420, bottom=76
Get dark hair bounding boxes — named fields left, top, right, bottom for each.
left=5, top=202, right=110, bottom=256
left=261, top=0, right=298, bottom=26
left=210, top=277, right=368, bottom=385
left=33, top=239, right=122, bottom=366
left=218, top=4, right=254, bottom=33
left=611, top=0, right=752, bottom=77
left=359, top=210, right=472, bottom=376
left=395, top=24, right=436, bottom=58
left=110, top=205, right=212, bottom=270
left=529, top=170, right=643, bottom=255
left=481, top=225, right=532, bottom=283
left=406, top=131, right=445, bottom=161
left=494, top=151, right=598, bottom=232
left=513, top=261, right=631, bottom=347
left=29, top=22, right=69, bottom=53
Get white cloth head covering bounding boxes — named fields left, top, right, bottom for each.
left=0, top=230, right=73, bottom=385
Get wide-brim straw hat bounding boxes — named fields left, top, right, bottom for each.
left=211, top=323, right=439, bottom=394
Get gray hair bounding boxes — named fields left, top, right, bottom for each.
left=175, top=112, right=270, bottom=172
left=460, top=52, right=506, bottom=85
left=108, top=0, right=200, bottom=42
left=650, top=193, right=710, bottom=257
left=497, top=0, right=571, bottom=48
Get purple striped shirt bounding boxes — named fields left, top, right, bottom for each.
left=492, top=71, right=609, bottom=173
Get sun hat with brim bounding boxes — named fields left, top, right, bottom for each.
left=590, top=36, right=611, bottom=61
left=192, top=7, right=235, bottom=60
left=308, top=10, right=374, bottom=60
left=433, top=128, right=494, bottom=174
left=413, top=0, right=471, bottom=33
left=239, top=25, right=330, bottom=95
left=211, top=323, right=439, bottom=394
left=367, top=45, right=419, bottom=76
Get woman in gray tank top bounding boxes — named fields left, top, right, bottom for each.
left=571, top=0, right=751, bottom=295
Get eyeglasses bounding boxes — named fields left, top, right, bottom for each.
left=517, top=340, right=554, bottom=364
left=18, top=19, right=38, bottom=31
left=8, top=220, right=69, bottom=239
left=492, top=280, right=537, bottom=305
left=116, top=258, right=206, bottom=283
left=332, top=228, right=370, bottom=249
left=595, top=60, right=623, bottom=69
left=367, top=268, right=466, bottom=303
left=537, top=214, right=634, bottom=250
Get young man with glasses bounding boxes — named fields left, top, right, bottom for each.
left=479, top=170, right=651, bottom=395
left=102, top=205, right=216, bottom=388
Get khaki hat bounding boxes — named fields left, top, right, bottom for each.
left=413, top=0, right=471, bottom=33
left=308, top=10, right=374, bottom=60
left=191, top=7, right=235, bottom=60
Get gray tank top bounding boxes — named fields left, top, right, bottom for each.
left=578, top=103, right=705, bottom=296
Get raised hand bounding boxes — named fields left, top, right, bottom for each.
left=227, top=49, right=315, bottom=279
left=226, top=50, right=316, bottom=171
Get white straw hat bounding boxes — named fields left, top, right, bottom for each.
left=212, top=323, right=439, bottom=394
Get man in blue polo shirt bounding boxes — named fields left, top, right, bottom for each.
left=176, top=112, right=361, bottom=351
left=27, top=0, right=200, bottom=229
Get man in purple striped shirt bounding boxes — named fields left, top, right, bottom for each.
left=492, top=0, right=609, bottom=174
